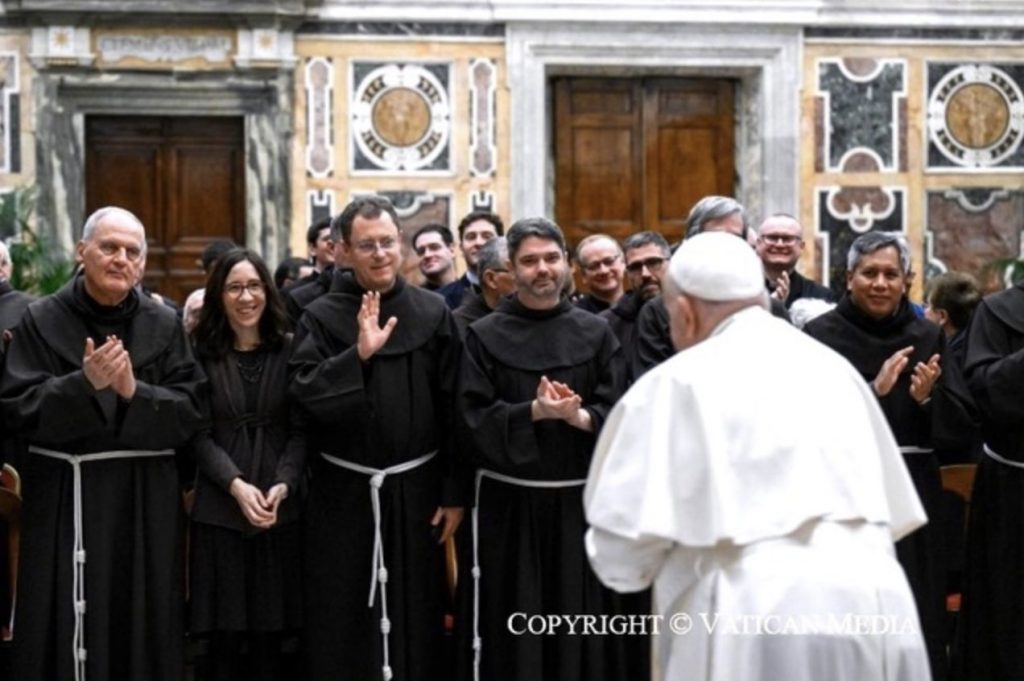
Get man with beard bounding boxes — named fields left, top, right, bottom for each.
left=755, top=214, right=833, bottom=308
left=289, top=196, right=465, bottom=681
left=452, top=237, right=514, bottom=337
left=804, top=231, right=975, bottom=681
left=599, top=232, right=670, bottom=378
left=413, top=223, right=458, bottom=290
left=574, top=235, right=625, bottom=314
left=439, top=211, right=504, bottom=309
left=458, top=217, right=644, bottom=681
left=0, top=206, right=206, bottom=681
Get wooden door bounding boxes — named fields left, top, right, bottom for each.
left=555, top=77, right=734, bottom=248
left=86, top=116, right=245, bottom=304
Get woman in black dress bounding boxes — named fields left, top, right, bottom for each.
left=189, top=249, right=305, bottom=681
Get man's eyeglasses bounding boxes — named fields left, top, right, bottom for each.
left=625, top=256, right=667, bottom=274
left=353, top=237, right=399, bottom=255
left=759, top=234, right=801, bottom=246
left=225, top=281, right=265, bottom=298
left=582, top=254, right=622, bottom=273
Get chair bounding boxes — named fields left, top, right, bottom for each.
left=0, top=463, right=22, bottom=643
left=940, top=463, right=977, bottom=613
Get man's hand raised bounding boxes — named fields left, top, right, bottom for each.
left=357, top=291, right=398, bottom=362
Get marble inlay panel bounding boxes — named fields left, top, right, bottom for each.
left=469, top=58, right=497, bottom=177
left=816, top=185, right=906, bottom=296
left=470, top=189, right=496, bottom=213
left=307, top=188, right=335, bottom=228
left=926, top=62, right=1024, bottom=170
left=925, top=187, right=1024, bottom=285
left=305, top=56, right=334, bottom=178
left=816, top=58, right=907, bottom=172
left=350, top=61, right=453, bottom=175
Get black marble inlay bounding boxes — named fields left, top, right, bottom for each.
left=818, top=189, right=905, bottom=298
left=308, top=190, right=333, bottom=225
left=807, top=27, right=1024, bottom=42
left=819, top=60, right=904, bottom=170
left=9, top=92, right=19, bottom=174
left=298, top=22, right=505, bottom=38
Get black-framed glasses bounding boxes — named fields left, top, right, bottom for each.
left=625, top=256, right=667, bottom=274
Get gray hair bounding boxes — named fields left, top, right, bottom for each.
left=685, top=196, right=747, bottom=238
left=847, top=231, right=911, bottom=274
left=574, top=234, right=622, bottom=266
left=506, top=217, right=566, bottom=262
left=476, top=236, right=509, bottom=277
left=0, top=241, right=9, bottom=268
left=623, top=231, right=670, bottom=257
left=82, top=206, right=147, bottom=254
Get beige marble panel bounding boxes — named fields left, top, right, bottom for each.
left=291, top=38, right=509, bottom=262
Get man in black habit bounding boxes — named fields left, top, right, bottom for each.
left=804, top=231, right=976, bottom=681
left=951, top=276, right=1024, bottom=681
left=289, top=196, right=465, bottom=681
left=458, top=217, right=644, bottom=681
left=0, top=206, right=206, bottom=681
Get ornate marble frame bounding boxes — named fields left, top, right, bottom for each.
left=505, top=22, right=801, bottom=223
left=32, top=68, right=293, bottom=263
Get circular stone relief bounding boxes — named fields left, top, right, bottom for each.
left=928, top=64, right=1024, bottom=167
left=352, top=64, right=451, bottom=172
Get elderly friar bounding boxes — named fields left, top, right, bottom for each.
left=0, top=206, right=206, bottom=681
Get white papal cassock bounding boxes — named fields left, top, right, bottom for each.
left=584, top=305, right=932, bottom=681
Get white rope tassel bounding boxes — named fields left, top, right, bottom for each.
left=28, top=446, right=174, bottom=681
left=470, top=469, right=588, bottom=681
left=320, top=450, right=438, bottom=681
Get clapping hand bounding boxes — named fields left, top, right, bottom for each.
left=873, top=345, right=913, bottom=397
left=910, top=353, right=941, bottom=404
left=83, top=335, right=136, bottom=399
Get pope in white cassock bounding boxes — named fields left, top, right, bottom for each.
left=584, top=232, right=932, bottom=681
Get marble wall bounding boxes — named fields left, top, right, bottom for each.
left=291, top=29, right=509, bottom=269
left=803, top=40, right=1024, bottom=297
left=0, top=29, right=32, bottom=238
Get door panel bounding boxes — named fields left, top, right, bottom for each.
left=555, top=77, right=735, bottom=249
left=86, top=116, right=245, bottom=304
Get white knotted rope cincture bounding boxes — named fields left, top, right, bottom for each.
left=470, top=469, right=588, bottom=681
left=29, top=445, right=174, bottom=681
left=984, top=443, right=1024, bottom=469
left=319, top=450, right=437, bottom=681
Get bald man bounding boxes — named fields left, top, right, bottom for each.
left=755, top=214, right=833, bottom=308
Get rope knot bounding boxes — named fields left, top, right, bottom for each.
left=382, top=665, right=394, bottom=681
left=471, top=566, right=481, bottom=578
left=380, top=617, right=391, bottom=634
left=75, top=600, right=87, bottom=614
left=473, top=636, right=482, bottom=650
left=377, top=567, right=389, bottom=584
left=75, top=550, right=87, bottom=563
left=370, top=472, right=385, bottom=489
